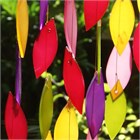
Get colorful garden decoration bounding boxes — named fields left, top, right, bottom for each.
left=63, top=0, right=85, bottom=114
left=33, top=18, right=58, bottom=78
left=4, top=0, right=139, bottom=139
left=39, top=75, right=53, bottom=139
left=109, top=0, right=135, bottom=55
left=16, top=0, right=29, bottom=58
left=106, top=43, right=132, bottom=100
left=84, top=0, right=109, bottom=31
left=86, top=71, right=105, bottom=139
left=133, top=22, right=140, bottom=72
left=105, top=93, right=127, bottom=140
left=54, top=101, right=78, bottom=140
left=39, top=0, right=48, bottom=30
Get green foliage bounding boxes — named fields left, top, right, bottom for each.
left=1, top=0, right=139, bottom=139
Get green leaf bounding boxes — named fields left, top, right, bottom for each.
left=118, top=134, right=126, bottom=140
left=126, top=114, right=137, bottom=121
left=104, top=83, right=111, bottom=93
left=105, top=93, right=127, bottom=140
left=134, top=119, right=140, bottom=127
left=39, top=75, right=53, bottom=139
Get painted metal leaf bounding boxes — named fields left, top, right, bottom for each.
left=133, top=22, right=140, bottom=72
left=54, top=101, right=78, bottom=140
left=46, top=131, right=52, bottom=140
left=40, top=0, right=48, bottom=30
left=16, top=0, right=29, bottom=58
left=137, top=0, right=140, bottom=12
left=64, top=0, right=77, bottom=57
left=109, top=0, right=135, bottom=55
left=39, top=75, right=53, bottom=139
left=84, top=0, right=109, bottom=31
left=5, top=92, right=27, bottom=139
left=33, top=19, right=58, bottom=78
left=63, top=47, right=85, bottom=114
left=86, top=71, right=105, bottom=139
left=86, top=131, right=98, bottom=140
left=106, top=43, right=132, bottom=100
left=105, top=93, right=127, bottom=140
left=15, top=46, right=22, bottom=105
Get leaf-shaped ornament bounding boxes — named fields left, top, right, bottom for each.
left=109, top=0, right=135, bottom=55
left=5, top=92, right=27, bottom=139
left=33, top=19, right=58, bottom=78
left=54, top=101, right=78, bottom=140
left=39, top=75, right=53, bottom=139
left=40, top=0, right=48, bottom=30
left=86, top=71, right=105, bottom=139
left=133, top=22, right=140, bottom=72
left=16, top=0, right=29, bottom=58
left=137, top=0, right=140, bottom=12
left=63, top=47, right=85, bottom=114
left=64, top=0, right=77, bottom=57
left=106, top=43, right=132, bottom=100
left=105, top=93, right=127, bottom=140
left=84, top=0, right=109, bottom=31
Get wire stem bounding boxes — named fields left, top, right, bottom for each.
left=96, top=20, right=101, bottom=84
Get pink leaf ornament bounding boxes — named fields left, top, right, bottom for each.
left=5, top=92, right=27, bottom=139
left=86, top=71, right=105, bottom=139
left=133, top=22, right=140, bottom=72
left=84, top=0, right=109, bottom=31
left=63, top=47, right=85, bottom=114
left=64, top=0, right=77, bottom=57
left=106, top=43, right=132, bottom=100
left=33, top=19, right=58, bottom=78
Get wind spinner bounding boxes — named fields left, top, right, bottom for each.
left=84, top=0, right=109, bottom=139
left=105, top=0, right=135, bottom=139
left=32, top=0, right=58, bottom=139
left=5, top=0, right=28, bottom=139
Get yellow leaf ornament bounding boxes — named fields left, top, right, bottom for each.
left=105, top=93, right=127, bottom=140
left=16, top=0, right=29, bottom=58
left=54, top=101, right=78, bottom=140
left=109, top=0, right=135, bottom=55
left=39, top=75, right=53, bottom=139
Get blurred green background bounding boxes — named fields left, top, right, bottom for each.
left=1, top=0, right=139, bottom=139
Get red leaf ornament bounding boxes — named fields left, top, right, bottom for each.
left=33, top=19, right=58, bottom=78
left=63, top=47, right=85, bottom=114
left=84, top=0, right=109, bottom=31
left=5, top=92, right=27, bottom=139
left=133, top=22, right=140, bottom=72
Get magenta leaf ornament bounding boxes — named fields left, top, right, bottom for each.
left=106, top=43, right=132, bottom=97
left=133, top=22, right=140, bottom=72
left=33, top=19, right=58, bottom=78
left=84, top=0, right=109, bottom=31
left=5, top=92, right=27, bottom=139
left=63, top=47, right=85, bottom=114
left=64, top=0, right=77, bottom=57
left=40, top=0, right=48, bottom=30
left=86, top=71, right=105, bottom=139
